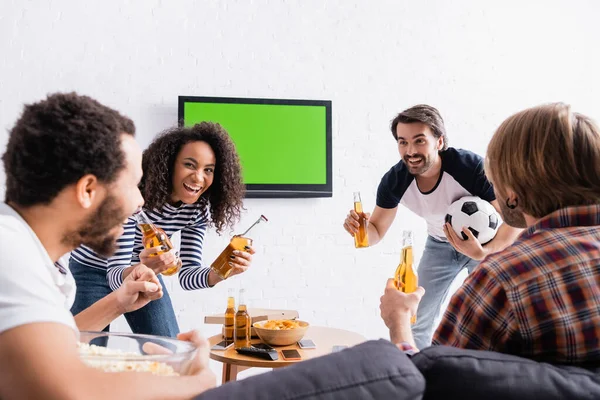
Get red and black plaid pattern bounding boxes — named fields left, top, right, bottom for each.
left=433, top=205, right=600, bottom=366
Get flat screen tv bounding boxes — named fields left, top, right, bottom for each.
left=178, top=96, right=332, bottom=198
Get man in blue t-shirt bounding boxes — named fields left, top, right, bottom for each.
left=343, top=104, right=522, bottom=349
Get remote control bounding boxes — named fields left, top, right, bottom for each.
left=235, top=346, right=279, bottom=361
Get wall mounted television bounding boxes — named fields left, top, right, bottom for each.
left=178, top=96, right=332, bottom=198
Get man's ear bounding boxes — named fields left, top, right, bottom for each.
left=437, top=136, right=444, bottom=151
left=502, top=188, right=517, bottom=203
left=75, top=174, right=100, bottom=209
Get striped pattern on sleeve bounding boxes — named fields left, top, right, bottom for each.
left=70, top=202, right=210, bottom=291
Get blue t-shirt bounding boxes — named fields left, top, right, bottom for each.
left=376, top=147, right=495, bottom=240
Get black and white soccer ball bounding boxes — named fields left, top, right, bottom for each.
left=444, top=196, right=501, bottom=244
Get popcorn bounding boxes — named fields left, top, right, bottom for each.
left=77, top=342, right=179, bottom=376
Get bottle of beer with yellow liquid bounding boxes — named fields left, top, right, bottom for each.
left=135, top=209, right=182, bottom=276
left=395, top=230, right=418, bottom=324
left=211, top=215, right=268, bottom=279
left=224, top=288, right=236, bottom=342
left=353, top=192, right=369, bottom=248
left=234, top=289, right=251, bottom=349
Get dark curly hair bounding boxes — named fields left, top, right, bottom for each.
left=139, top=122, right=245, bottom=234
left=3, top=92, right=135, bottom=206
left=390, top=104, right=449, bottom=151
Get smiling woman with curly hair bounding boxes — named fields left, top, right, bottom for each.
left=70, top=122, right=252, bottom=337
left=141, top=123, right=245, bottom=234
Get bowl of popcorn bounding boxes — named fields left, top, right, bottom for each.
left=252, top=319, right=309, bottom=346
left=78, top=331, right=197, bottom=376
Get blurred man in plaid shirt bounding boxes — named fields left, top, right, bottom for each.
left=380, top=102, right=600, bottom=366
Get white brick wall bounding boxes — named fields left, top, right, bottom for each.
left=1, top=0, right=599, bottom=380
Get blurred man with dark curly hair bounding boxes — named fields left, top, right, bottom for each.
left=0, top=92, right=216, bottom=399
left=70, top=122, right=253, bottom=337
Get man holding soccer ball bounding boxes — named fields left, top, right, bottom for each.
left=343, top=104, right=522, bottom=349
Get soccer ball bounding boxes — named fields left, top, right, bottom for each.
left=444, top=196, right=501, bottom=244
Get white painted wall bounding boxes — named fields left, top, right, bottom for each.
left=2, top=0, right=599, bottom=381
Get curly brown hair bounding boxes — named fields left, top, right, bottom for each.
left=3, top=92, right=135, bottom=206
left=140, top=122, right=245, bottom=234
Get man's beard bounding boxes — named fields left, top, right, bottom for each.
left=404, top=153, right=435, bottom=176
left=63, top=193, right=128, bottom=257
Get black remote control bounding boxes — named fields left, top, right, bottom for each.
left=235, top=346, right=279, bottom=361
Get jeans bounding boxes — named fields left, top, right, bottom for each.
left=413, top=236, right=479, bottom=350
left=69, top=258, right=180, bottom=337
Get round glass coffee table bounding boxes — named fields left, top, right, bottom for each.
left=209, top=326, right=366, bottom=383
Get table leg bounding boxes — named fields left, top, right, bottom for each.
left=222, top=363, right=239, bottom=383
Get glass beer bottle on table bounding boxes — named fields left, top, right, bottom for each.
left=395, top=230, right=418, bottom=324
left=224, top=288, right=236, bottom=342
left=234, top=288, right=251, bottom=349
left=135, top=209, right=182, bottom=276
left=211, top=215, right=268, bottom=279
left=353, top=192, right=369, bottom=248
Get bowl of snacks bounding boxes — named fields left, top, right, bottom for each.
left=78, top=331, right=197, bottom=376
left=252, top=319, right=309, bottom=346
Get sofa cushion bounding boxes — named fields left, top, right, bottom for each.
left=412, top=345, right=600, bottom=400
left=196, top=339, right=425, bottom=400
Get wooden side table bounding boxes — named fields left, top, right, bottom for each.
left=208, top=326, right=366, bottom=383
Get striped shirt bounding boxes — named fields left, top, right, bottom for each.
left=71, top=202, right=210, bottom=291
left=434, top=204, right=600, bottom=367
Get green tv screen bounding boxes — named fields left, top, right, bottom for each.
left=178, top=96, right=332, bottom=198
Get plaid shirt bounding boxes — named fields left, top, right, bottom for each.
left=433, top=204, right=600, bottom=367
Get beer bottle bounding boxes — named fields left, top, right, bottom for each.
left=211, top=215, right=268, bottom=279
left=135, top=209, right=182, bottom=276
left=353, top=192, right=369, bottom=248
left=234, top=289, right=251, bottom=349
left=394, top=230, right=418, bottom=324
left=224, top=288, right=236, bottom=342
